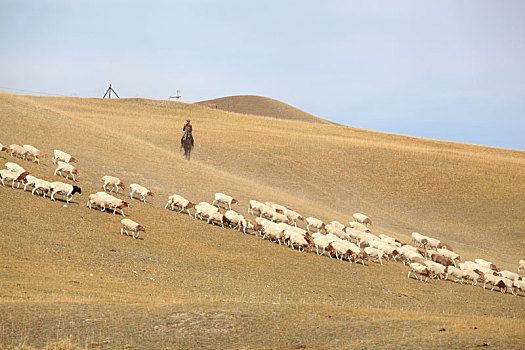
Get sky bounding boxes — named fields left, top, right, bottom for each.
left=1, top=0, right=524, bottom=150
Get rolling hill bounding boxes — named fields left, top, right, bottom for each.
left=196, top=95, right=337, bottom=125
left=0, top=92, right=524, bottom=349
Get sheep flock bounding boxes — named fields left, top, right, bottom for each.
left=1, top=141, right=524, bottom=297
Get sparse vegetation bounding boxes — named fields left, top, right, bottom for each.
left=0, top=92, right=524, bottom=348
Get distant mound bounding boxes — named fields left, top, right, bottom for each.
left=196, top=95, right=336, bottom=125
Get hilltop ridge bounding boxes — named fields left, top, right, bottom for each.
left=196, top=94, right=337, bottom=125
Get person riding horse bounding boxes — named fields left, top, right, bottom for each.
left=181, top=119, right=194, bottom=147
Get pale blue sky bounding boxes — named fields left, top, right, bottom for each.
left=1, top=0, right=524, bottom=150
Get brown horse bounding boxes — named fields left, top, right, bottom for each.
left=181, top=134, right=194, bottom=160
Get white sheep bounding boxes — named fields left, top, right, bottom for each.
left=331, top=240, right=354, bottom=261
left=423, top=261, right=446, bottom=279
left=86, top=193, right=110, bottom=212
left=462, top=270, right=482, bottom=286
left=225, top=210, right=247, bottom=233
left=499, top=270, right=521, bottom=282
left=287, top=231, right=310, bottom=251
left=212, top=192, right=239, bottom=210
left=54, top=161, right=79, bottom=181
left=121, top=218, right=145, bottom=239
left=248, top=200, right=266, bottom=215
left=408, top=263, right=432, bottom=282
left=261, top=207, right=290, bottom=224
left=325, top=224, right=350, bottom=241
left=426, top=237, right=441, bottom=249
left=52, top=149, right=78, bottom=164
left=411, top=232, right=429, bottom=248
left=364, top=247, right=387, bottom=265
left=31, top=178, right=52, bottom=197
left=519, top=260, right=525, bottom=274
left=306, top=217, right=325, bottom=233
left=5, top=162, right=26, bottom=174
left=194, top=202, right=219, bottom=220
left=130, top=184, right=154, bottom=203
left=353, top=212, right=373, bottom=226
left=369, top=240, right=399, bottom=262
left=23, top=145, right=47, bottom=165
left=444, top=266, right=465, bottom=284
left=49, top=182, right=82, bottom=203
left=102, top=175, right=125, bottom=193
left=96, top=192, right=130, bottom=216
left=9, top=144, right=29, bottom=160
left=165, top=194, right=195, bottom=216
left=0, top=169, right=21, bottom=188
left=378, top=234, right=402, bottom=247
left=347, top=221, right=370, bottom=233
left=262, top=226, right=285, bottom=244
left=437, top=248, right=460, bottom=262
left=313, top=235, right=335, bottom=257
left=208, top=212, right=226, bottom=227
left=474, top=258, right=500, bottom=272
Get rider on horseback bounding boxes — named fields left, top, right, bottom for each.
left=181, top=119, right=194, bottom=147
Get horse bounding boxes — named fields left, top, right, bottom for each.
left=181, top=134, right=194, bottom=160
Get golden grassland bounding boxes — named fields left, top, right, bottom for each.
left=0, top=92, right=524, bottom=349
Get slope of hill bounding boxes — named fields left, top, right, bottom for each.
left=0, top=92, right=524, bottom=348
left=196, top=95, right=337, bottom=124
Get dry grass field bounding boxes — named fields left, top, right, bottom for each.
left=0, top=92, right=524, bottom=349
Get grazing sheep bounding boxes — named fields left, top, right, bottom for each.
left=408, top=263, right=433, bottom=282
left=5, top=162, right=26, bottom=174
left=347, top=221, right=370, bottom=233
left=102, top=175, right=125, bottom=193
left=462, top=270, right=483, bottom=286
left=9, top=144, right=29, bottom=160
left=54, top=161, right=79, bottom=181
left=121, top=218, right=145, bottom=239
left=261, top=207, right=291, bottom=224
left=458, top=261, right=480, bottom=271
left=378, top=234, right=402, bottom=247
left=444, top=266, right=465, bottom=284
left=437, top=248, right=460, bottom=262
left=208, top=211, right=227, bottom=227
left=165, top=194, right=195, bottom=216
left=353, top=213, right=373, bottom=226
left=86, top=193, right=109, bottom=212
left=287, top=231, right=310, bottom=251
left=426, top=237, right=441, bottom=249
left=313, top=235, right=335, bottom=257
left=474, top=258, right=500, bottom=272
left=194, top=202, right=219, bottom=220
left=50, top=182, right=82, bottom=203
left=262, top=226, right=285, bottom=244
left=306, top=217, right=325, bottom=233
left=411, top=232, right=429, bottom=248
left=369, top=240, right=399, bottom=261
left=364, top=247, right=387, bottom=265
left=499, top=270, right=521, bottom=282
left=31, top=178, right=52, bottom=197
left=248, top=200, right=266, bottom=215
left=281, top=208, right=305, bottom=226
left=52, top=149, right=78, bottom=164
left=212, top=192, right=239, bottom=210
left=519, top=260, right=525, bottom=274
left=130, top=184, right=154, bottom=203
left=325, top=224, right=350, bottom=241
left=96, top=192, right=131, bottom=216
left=423, top=261, right=446, bottom=279
left=331, top=240, right=354, bottom=261
left=23, top=145, right=47, bottom=165
left=1, top=169, right=23, bottom=188
left=329, top=221, right=346, bottom=231
left=225, top=210, right=247, bottom=233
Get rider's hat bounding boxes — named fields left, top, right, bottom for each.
left=186, top=119, right=191, bottom=122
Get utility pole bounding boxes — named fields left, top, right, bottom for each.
left=102, top=84, right=120, bottom=99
